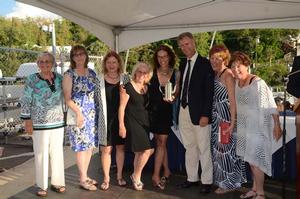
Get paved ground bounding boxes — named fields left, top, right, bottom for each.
left=0, top=135, right=297, bottom=199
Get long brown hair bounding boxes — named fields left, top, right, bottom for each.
left=69, top=45, right=89, bottom=69
left=153, top=45, right=176, bottom=71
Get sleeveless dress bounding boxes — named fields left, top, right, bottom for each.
left=211, top=75, right=246, bottom=189
left=149, top=71, right=176, bottom=134
left=124, top=82, right=152, bottom=152
left=105, top=80, right=125, bottom=146
left=65, top=68, right=98, bottom=152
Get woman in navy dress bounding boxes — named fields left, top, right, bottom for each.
left=148, top=45, right=180, bottom=189
left=209, top=45, right=246, bottom=194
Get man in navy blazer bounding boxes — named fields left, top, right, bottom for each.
left=287, top=55, right=300, bottom=98
left=177, top=32, right=214, bottom=194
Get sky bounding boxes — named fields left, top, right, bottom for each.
left=0, top=0, right=59, bottom=19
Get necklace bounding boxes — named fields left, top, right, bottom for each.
left=106, top=73, right=119, bottom=80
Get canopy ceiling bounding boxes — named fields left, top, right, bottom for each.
left=17, top=0, right=300, bottom=52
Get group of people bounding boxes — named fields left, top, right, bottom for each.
left=20, top=31, right=282, bottom=199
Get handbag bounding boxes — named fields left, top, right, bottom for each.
left=66, top=108, right=77, bottom=125
left=218, top=121, right=230, bottom=144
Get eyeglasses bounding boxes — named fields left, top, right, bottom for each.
left=157, top=55, right=169, bottom=59
left=136, top=70, right=148, bottom=75
left=73, top=52, right=85, bottom=57
left=39, top=60, right=52, bottom=64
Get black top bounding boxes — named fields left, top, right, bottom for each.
left=149, top=70, right=176, bottom=134
left=104, top=80, right=124, bottom=146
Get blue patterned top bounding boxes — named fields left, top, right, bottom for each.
left=65, top=68, right=98, bottom=152
left=20, top=72, right=64, bottom=130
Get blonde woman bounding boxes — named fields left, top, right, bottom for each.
left=118, top=62, right=154, bottom=191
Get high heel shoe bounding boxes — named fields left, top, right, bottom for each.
left=130, top=175, right=143, bottom=191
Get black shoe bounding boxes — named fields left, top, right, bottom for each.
left=200, top=184, right=212, bottom=194
left=177, top=181, right=199, bottom=188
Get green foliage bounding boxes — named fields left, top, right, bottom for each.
left=253, top=62, right=289, bottom=87
left=0, top=16, right=299, bottom=86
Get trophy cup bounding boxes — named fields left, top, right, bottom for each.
left=159, top=81, right=176, bottom=101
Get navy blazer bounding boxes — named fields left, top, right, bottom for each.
left=287, top=56, right=300, bottom=98
left=178, top=54, right=214, bottom=125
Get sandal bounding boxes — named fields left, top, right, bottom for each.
left=87, top=178, right=98, bottom=185
left=50, top=185, right=66, bottom=193
left=117, top=178, right=127, bottom=186
left=100, top=181, right=110, bottom=191
left=240, top=190, right=257, bottom=199
left=36, top=188, right=47, bottom=197
left=214, top=187, right=235, bottom=194
left=161, top=176, right=170, bottom=184
left=152, top=180, right=165, bottom=190
left=130, top=175, right=143, bottom=191
left=254, top=194, right=265, bottom=199
left=80, top=180, right=97, bottom=191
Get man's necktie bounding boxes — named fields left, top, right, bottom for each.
left=181, top=60, right=191, bottom=108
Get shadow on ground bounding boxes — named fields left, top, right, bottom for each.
left=7, top=153, right=296, bottom=199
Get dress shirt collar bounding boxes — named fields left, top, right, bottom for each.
left=188, top=51, right=198, bottom=64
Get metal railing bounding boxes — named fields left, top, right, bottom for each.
left=0, top=47, right=102, bottom=143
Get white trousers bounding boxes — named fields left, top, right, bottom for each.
left=179, top=107, right=213, bottom=184
left=32, top=127, right=65, bottom=190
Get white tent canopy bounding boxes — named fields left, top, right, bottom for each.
left=17, top=0, right=300, bottom=52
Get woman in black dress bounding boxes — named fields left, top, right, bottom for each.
left=149, top=45, right=180, bottom=189
left=97, top=51, right=130, bottom=190
left=118, top=62, right=154, bottom=191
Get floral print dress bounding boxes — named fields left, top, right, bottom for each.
left=65, top=68, right=98, bottom=152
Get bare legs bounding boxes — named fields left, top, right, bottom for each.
left=241, top=163, right=265, bottom=198
left=116, top=145, right=125, bottom=180
left=152, top=134, right=171, bottom=184
left=250, top=164, right=265, bottom=198
left=132, top=148, right=154, bottom=183
left=100, top=145, right=125, bottom=185
left=100, top=146, right=112, bottom=183
left=76, top=148, right=93, bottom=183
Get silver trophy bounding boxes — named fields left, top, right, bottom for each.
left=159, top=81, right=176, bottom=101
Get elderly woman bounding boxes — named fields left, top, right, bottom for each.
left=118, top=62, right=154, bottom=191
left=209, top=45, right=246, bottom=194
left=63, top=45, right=98, bottom=191
left=230, top=51, right=282, bottom=199
left=148, top=45, right=180, bottom=189
left=96, top=51, right=130, bottom=190
left=20, top=52, right=65, bottom=197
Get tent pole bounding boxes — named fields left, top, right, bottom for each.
left=124, top=49, right=130, bottom=73
left=113, top=27, right=122, bottom=53
left=209, top=31, right=217, bottom=50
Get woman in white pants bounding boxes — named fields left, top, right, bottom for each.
left=20, top=52, right=65, bottom=197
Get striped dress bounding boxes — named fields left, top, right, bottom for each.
left=211, top=78, right=247, bottom=190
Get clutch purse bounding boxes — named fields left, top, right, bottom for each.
left=218, top=121, right=230, bottom=144
left=66, top=108, right=77, bottom=126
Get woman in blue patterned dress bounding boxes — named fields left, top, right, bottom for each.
left=20, top=52, right=65, bottom=197
left=209, top=45, right=246, bottom=194
left=63, top=45, right=98, bottom=191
